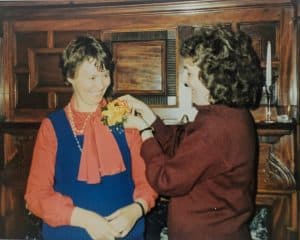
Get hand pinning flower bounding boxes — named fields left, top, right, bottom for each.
left=101, top=99, right=131, bottom=126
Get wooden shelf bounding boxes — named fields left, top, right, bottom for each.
left=0, top=121, right=40, bottom=132
left=256, top=120, right=296, bottom=130
left=256, top=121, right=296, bottom=143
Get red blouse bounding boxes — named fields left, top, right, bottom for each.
left=25, top=108, right=157, bottom=227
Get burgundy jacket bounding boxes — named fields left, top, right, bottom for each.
left=141, top=104, right=257, bottom=240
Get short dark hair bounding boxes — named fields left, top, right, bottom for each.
left=180, top=25, right=264, bottom=109
left=61, top=35, right=114, bottom=97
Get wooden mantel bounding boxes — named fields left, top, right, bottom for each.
left=0, top=0, right=297, bottom=21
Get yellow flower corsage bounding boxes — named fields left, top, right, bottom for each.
left=101, top=99, right=131, bottom=126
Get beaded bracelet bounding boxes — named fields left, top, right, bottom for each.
left=135, top=201, right=145, bottom=217
left=139, top=126, right=154, bottom=135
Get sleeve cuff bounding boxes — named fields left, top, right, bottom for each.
left=134, top=193, right=157, bottom=210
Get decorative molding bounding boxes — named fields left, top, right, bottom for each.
left=0, top=0, right=295, bottom=21
left=0, top=0, right=294, bottom=8
left=264, top=145, right=296, bottom=189
left=28, top=48, right=71, bottom=93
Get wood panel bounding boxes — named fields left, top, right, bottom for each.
left=0, top=1, right=293, bottom=22
left=2, top=6, right=295, bottom=121
left=11, top=8, right=283, bottom=31
left=0, top=125, right=38, bottom=238
left=27, top=48, right=67, bottom=92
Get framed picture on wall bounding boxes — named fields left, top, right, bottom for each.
left=112, top=40, right=166, bottom=95
left=103, top=30, right=177, bottom=107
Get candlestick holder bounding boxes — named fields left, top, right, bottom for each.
left=264, top=85, right=275, bottom=123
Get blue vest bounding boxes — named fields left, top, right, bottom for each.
left=43, top=109, right=144, bottom=240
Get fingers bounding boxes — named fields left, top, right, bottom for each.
left=118, top=95, right=131, bottom=104
left=104, top=222, right=121, bottom=239
left=72, top=208, right=121, bottom=240
left=118, top=94, right=133, bottom=101
left=90, top=231, right=115, bottom=240
left=130, top=108, right=142, bottom=117
left=108, top=215, right=130, bottom=238
left=90, top=216, right=120, bottom=239
left=105, top=209, right=132, bottom=238
left=88, top=225, right=119, bottom=240
left=106, top=210, right=120, bottom=221
left=130, top=107, right=136, bottom=116
left=120, top=228, right=130, bottom=238
left=118, top=95, right=140, bottom=108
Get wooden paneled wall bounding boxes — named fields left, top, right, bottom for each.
left=0, top=1, right=297, bottom=122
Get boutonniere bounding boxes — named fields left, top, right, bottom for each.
left=101, top=99, right=131, bottom=126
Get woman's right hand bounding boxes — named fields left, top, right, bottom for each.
left=71, top=207, right=121, bottom=240
left=118, top=95, right=157, bottom=126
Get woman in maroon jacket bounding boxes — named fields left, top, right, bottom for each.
left=121, top=25, right=264, bottom=240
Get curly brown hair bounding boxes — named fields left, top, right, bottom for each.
left=180, top=25, right=264, bottom=109
left=61, top=35, right=114, bottom=97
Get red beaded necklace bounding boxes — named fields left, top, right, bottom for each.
left=67, top=103, right=94, bottom=152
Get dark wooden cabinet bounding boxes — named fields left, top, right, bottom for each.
left=0, top=1, right=299, bottom=239
left=256, top=122, right=298, bottom=240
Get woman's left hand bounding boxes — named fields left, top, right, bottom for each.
left=105, top=203, right=142, bottom=238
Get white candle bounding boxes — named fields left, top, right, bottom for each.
left=266, top=41, right=272, bottom=88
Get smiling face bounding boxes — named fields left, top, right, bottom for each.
left=182, top=58, right=210, bottom=106
left=67, top=58, right=111, bottom=111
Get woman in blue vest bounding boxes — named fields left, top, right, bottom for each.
left=25, top=35, right=157, bottom=240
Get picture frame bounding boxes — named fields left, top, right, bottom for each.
left=112, top=40, right=167, bottom=95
